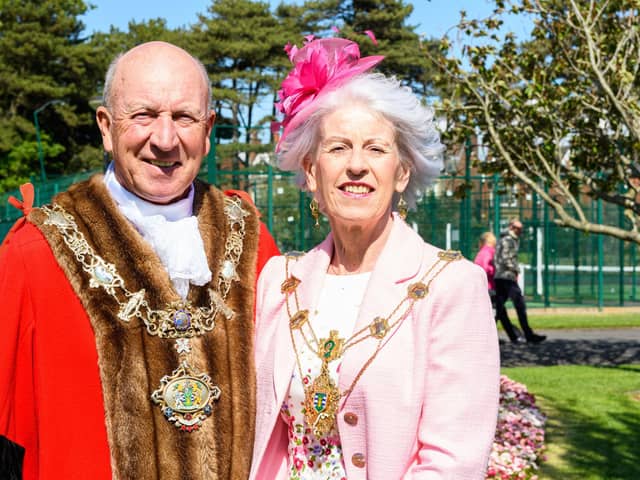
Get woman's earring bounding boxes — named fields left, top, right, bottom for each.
left=310, top=198, right=320, bottom=227
left=397, top=195, right=408, bottom=220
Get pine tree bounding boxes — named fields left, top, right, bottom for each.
left=337, top=0, right=439, bottom=96
left=0, top=0, right=102, bottom=189
left=192, top=0, right=286, bottom=140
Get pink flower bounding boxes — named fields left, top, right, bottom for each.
left=486, top=375, right=547, bottom=480
left=277, top=38, right=360, bottom=122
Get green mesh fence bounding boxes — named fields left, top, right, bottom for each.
left=1, top=126, right=637, bottom=308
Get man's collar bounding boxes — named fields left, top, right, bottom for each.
left=103, top=162, right=194, bottom=221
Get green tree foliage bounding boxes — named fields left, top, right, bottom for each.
left=0, top=0, right=448, bottom=195
left=192, top=0, right=290, bottom=140
left=432, top=0, right=640, bottom=244
left=88, top=18, right=185, bottom=71
left=0, top=0, right=103, bottom=189
left=336, top=0, right=440, bottom=96
left=0, top=132, right=65, bottom=191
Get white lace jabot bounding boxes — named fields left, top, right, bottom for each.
left=103, top=163, right=211, bottom=299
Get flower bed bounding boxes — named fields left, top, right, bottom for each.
left=486, top=375, right=547, bottom=480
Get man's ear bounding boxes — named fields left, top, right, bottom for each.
left=96, top=106, right=114, bottom=153
left=204, top=110, right=216, bottom=156
left=303, top=155, right=317, bottom=192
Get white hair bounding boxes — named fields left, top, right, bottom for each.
left=277, top=73, right=445, bottom=209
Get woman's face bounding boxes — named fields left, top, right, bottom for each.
left=304, top=103, right=410, bottom=230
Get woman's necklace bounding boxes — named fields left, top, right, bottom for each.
left=282, top=249, right=462, bottom=436
left=41, top=196, right=248, bottom=432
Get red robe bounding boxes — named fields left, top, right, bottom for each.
left=0, top=184, right=279, bottom=480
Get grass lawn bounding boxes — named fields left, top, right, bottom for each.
left=501, top=312, right=640, bottom=330
left=503, top=365, right=640, bottom=480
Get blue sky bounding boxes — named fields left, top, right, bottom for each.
left=80, top=1, right=531, bottom=128
left=81, top=0, right=532, bottom=42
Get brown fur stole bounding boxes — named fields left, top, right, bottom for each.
left=28, top=175, right=258, bottom=480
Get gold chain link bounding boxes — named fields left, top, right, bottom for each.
left=42, top=196, right=247, bottom=339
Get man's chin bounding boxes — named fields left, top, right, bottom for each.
left=134, top=184, right=193, bottom=205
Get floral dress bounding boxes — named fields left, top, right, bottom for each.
left=280, top=272, right=370, bottom=480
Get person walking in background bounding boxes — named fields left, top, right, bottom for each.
left=494, top=218, right=546, bottom=343
left=476, top=231, right=524, bottom=341
left=250, top=36, right=499, bottom=479
left=474, top=231, right=497, bottom=314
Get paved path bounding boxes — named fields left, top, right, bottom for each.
left=499, top=328, right=640, bottom=367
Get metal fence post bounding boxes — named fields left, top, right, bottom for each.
left=573, top=227, right=580, bottom=304
left=531, top=190, right=539, bottom=302
left=492, top=174, right=501, bottom=236
left=632, top=243, right=637, bottom=301
left=207, top=125, right=218, bottom=186
left=543, top=184, right=550, bottom=307
left=266, top=163, right=274, bottom=234
left=619, top=201, right=625, bottom=306
left=461, top=138, right=472, bottom=258
left=597, top=198, right=604, bottom=310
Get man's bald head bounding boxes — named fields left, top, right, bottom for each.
left=102, top=41, right=211, bottom=113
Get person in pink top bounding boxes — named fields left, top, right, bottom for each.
left=250, top=35, right=500, bottom=480
left=474, top=231, right=505, bottom=335
left=474, top=232, right=497, bottom=291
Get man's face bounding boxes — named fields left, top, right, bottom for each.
left=511, top=221, right=523, bottom=237
left=96, top=43, right=214, bottom=204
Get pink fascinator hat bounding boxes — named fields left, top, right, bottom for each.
left=275, top=36, right=384, bottom=151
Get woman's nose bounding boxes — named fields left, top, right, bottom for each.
left=346, top=148, right=368, bottom=175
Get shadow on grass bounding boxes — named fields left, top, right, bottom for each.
left=502, top=338, right=640, bottom=479
left=500, top=338, right=640, bottom=367
left=539, top=380, right=640, bottom=479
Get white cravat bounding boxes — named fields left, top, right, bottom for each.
left=103, top=163, right=211, bottom=299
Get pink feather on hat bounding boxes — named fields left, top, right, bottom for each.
left=275, top=37, right=384, bottom=151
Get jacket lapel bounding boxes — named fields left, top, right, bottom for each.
left=272, top=235, right=334, bottom=406
left=338, top=216, right=425, bottom=403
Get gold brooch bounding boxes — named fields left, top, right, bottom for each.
left=437, top=250, right=463, bottom=261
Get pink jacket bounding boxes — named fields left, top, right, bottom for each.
left=251, top=218, right=500, bottom=479
left=473, top=245, right=496, bottom=291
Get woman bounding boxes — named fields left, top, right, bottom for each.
left=251, top=37, right=500, bottom=479
left=474, top=232, right=496, bottom=286
left=474, top=231, right=497, bottom=298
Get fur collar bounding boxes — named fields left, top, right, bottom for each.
left=29, top=175, right=259, bottom=479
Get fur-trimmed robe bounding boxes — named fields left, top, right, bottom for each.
left=0, top=175, right=278, bottom=480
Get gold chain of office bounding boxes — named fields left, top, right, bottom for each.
left=42, top=197, right=248, bottom=337
left=281, top=249, right=462, bottom=436
left=41, top=196, right=249, bottom=432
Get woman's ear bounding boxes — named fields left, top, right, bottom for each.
left=395, top=162, right=411, bottom=193
left=303, top=155, right=317, bottom=192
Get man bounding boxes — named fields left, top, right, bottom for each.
left=0, top=41, right=279, bottom=479
left=494, top=218, right=546, bottom=344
